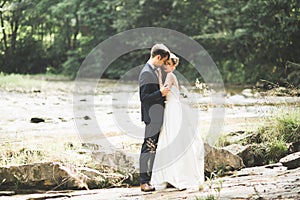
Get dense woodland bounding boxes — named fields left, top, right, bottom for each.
left=0, top=0, right=299, bottom=85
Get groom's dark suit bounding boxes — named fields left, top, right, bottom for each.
left=139, top=62, right=165, bottom=184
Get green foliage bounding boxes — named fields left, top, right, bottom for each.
left=258, top=110, right=300, bottom=143
left=218, top=108, right=300, bottom=165
left=236, top=109, right=300, bottom=164
left=197, top=174, right=223, bottom=200
left=266, top=138, right=288, bottom=163
left=195, top=195, right=216, bottom=200
left=2, top=36, right=48, bottom=74
left=0, top=73, right=42, bottom=89
left=0, top=0, right=299, bottom=84
left=62, top=49, right=84, bottom=79
left=220, top=60, right=245, bottom=84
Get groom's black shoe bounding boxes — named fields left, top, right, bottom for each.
left=140, top=183, right=155, bottom=192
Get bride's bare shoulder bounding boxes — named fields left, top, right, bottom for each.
left=166, top=72, right=176, bottom=79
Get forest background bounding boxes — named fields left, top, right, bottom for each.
left=0, top=0, right=299, bottom=86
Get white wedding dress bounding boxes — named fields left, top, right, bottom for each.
left=152, top=86, right=204, bottom=190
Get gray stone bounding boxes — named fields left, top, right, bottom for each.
left=0, top=162, right=80, bottom=190
left=89, top=147, right=140, bottom=185
left=6, top=165, right=300, bottom=200
left=0, top=162, right=126, bottom=190
left=241, top=88, right=253, bottom=97
left=204, top=143, right=245, bottom=173
left=280, top=151, right=300, bottom=169
left=288, top=140, right=300, bottom=153
left=225, top=144, right=265, bottom=167
left=30, top=117, right=45, bottom=123
left=91, top=149, right=138, bottom=172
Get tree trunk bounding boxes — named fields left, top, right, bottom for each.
left=0, top=0, right=8, bottom=51
left=73, top=12, right=79, bottom=49
left=10, top=18, right=19, bottom=51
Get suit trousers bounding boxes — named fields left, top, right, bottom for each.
left=139, top=121, right=163, bottom=184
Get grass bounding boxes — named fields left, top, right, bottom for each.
left=195, top=195, right=216, bottom=200
left=0, top=72, right=70, bottom=91
left=196, top=176, right=223, bottom=200
left=0, top=73, right=42, bottom=90
left=255, top=110, right=299, bottom=163
left=217, top=108, right=300, bottom=165
left=0, top=135, right=92, bottom=167
left=249, top=108, right=300, bottom=144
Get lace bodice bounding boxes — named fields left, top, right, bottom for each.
left=166, top=86, right=180, bottom=102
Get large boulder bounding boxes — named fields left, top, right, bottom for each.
left=91, top=149, right=139, bottom=186
left=288, top=140, right=300, bottom=153
left=279, top=151, right=300, bottom=169
left=204, top=143, right=245, bottom=174
left=91, top=149, right=138, bottom=172
left=79, top=143, right=139, bottom=186
left=0, top=162, right=125, bottom=190
left=224, top=144, right=266, bottom=167
left=0, top=162, right=83, bottom=190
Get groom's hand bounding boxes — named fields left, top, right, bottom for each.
left=160, top=84, right=169, bottom=97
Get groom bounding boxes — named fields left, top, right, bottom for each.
left=138, top=44, right=170, bottom=192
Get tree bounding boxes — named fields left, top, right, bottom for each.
left=0, top=0, right=299, bottom=85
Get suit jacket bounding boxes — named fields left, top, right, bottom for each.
left=139, top=63, right=165, bottom=124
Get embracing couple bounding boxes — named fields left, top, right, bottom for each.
left=138, top=44, right=204, bottom=192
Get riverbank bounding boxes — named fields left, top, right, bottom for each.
left=0, top=76, right=299, bottom=199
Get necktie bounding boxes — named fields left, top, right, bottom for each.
left=157, top=68, right=163, bottom=88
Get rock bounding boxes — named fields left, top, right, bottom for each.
left=225, top=144, right=266, bottom=167
left=30, top=117, right=45, bottom=123
left=3, top=165, right=300, bottom=200
left=0, top=162, right=81, bottom=190
left=32, top=89, right=41, bottom=93
left=77, top=166, right=124, bottom=189
left=204, top=143, right=245, bottom=174
left=288, top=140, right=300, bottom=153
left=222, top=131, right=253, bottom=145
left=58, top=117, right=68, bottom=122
left=243, top=132, right=263, bottom=143
left=279, top=151, right=300, bottom=169
left=86, top=145, right=139, bottom=185
left=264, top=162, right=283, bottom=169
left=83, top=116, right=91, bottom=120
left=0, top=191, right=15, bottom=196
left=92, top=143, right=247, bottom=182
left=241, top=89, right=253, bottom=97
left=0, top=162, right=126, bottom=190
left=82, top=142, right=103, bottom=151
left=91, top=149, right=138, bottom=173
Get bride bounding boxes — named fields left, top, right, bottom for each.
left=151, top=53, right=205, bottom=190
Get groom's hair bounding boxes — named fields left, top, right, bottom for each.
left=151, top=44, right=170, bottom=60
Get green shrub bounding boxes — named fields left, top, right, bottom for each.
left=266, top=138, right=289, bottom=163
left=221, top=108, right=300, bottom=165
